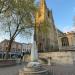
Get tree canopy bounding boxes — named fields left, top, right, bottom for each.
left=0, top=0, right=37, bottom=55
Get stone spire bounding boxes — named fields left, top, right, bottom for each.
left=39, top=0, right=46, bottom=9
left=40, top=0, right=46, bottom=6
left=36, top=0, right=47, bottom=26
left=39, top=0, right=47, bottom=17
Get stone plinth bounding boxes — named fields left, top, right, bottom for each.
left=19, top=62, right=49, bottom=75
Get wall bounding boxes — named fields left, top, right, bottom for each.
left=23, top=51, right=75, bottom=65
left=39, top=52, right=74, bottom=65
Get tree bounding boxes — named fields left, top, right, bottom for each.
left=0, top=0, right=10, bottom=13
left=0, top=0, right=36, bottom=58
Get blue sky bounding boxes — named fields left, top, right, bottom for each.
left=45, top=0, right=75, bottom=32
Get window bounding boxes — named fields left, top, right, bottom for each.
left=61, top=37, right=69, bottom=46
left=48, top=10, right=50, bottom=17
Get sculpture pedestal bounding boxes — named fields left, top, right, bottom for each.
left=19, top=62, right=49, bottom=75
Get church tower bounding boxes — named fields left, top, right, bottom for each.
left=35, top=0, right=59, bottom=52
left=36, top=0, right=46, bottom=25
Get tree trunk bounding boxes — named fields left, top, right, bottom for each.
left=8, top=39, right=13, bottom=52
left=5, top=38, right=14, bottom=59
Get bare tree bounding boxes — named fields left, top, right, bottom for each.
left=0, top=0, right=36, bottom=59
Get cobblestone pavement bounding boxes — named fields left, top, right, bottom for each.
left=0, top=63, right=75, bottom=75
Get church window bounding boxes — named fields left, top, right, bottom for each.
left=61, top=37, right=69, bottom=46
left=48, top=10, right=50, bottom=17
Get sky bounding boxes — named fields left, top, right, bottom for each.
left=45, top=0, right=75, bottom=32
left=0, top=0, right=75, bottom=43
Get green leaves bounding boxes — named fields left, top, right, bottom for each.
left=0, top=0, right=36, bottom=39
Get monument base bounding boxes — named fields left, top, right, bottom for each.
left=19, top=62, right=49, bottom=75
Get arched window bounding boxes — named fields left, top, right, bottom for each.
left=61, top=37, right=69, bottom=46
left=48, top=10, right=50, bottom=17
left=38, top=43, right=42, bottom=52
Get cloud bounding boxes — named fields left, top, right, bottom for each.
left=62, top=24, right=75, bottom=33
left=71, top=25, right=75, bottom=31
left=62, top=25, right=75, bottom=33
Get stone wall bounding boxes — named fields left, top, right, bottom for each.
left=23, top=51, right=75, bottom=65
left=39, top=52, right=74, bottom=65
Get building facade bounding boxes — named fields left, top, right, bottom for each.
left=22, top=43, right=32, bottom=54
left=57, top=30, right=75, bottom=51
left=0, top=39, right=32, bottom=53
left=35, top=0, right=58, bottom=52
left=0, top=39, right=22, bottom=52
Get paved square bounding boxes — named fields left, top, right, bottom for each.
left=0, top=63, right=75, bottom=75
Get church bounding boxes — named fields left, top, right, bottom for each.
left=35, top=0, right=59, bottom=52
